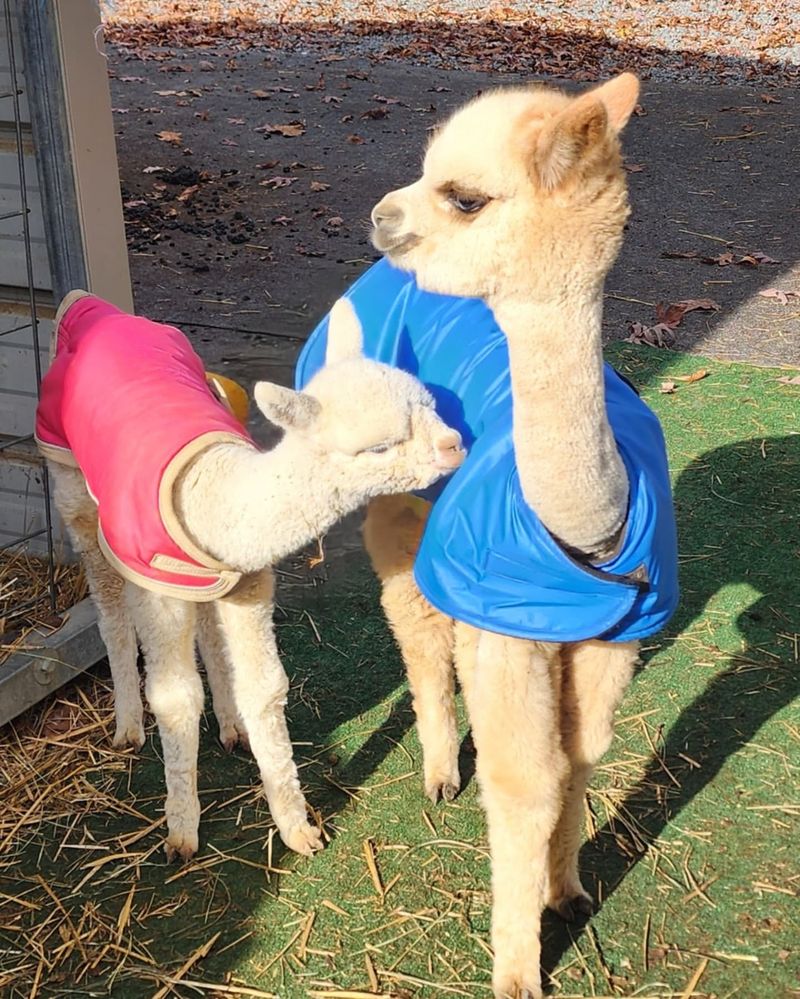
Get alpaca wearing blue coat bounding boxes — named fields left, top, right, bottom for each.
left=297, top=74, right=678, bottom=998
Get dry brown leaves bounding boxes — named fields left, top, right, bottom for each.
left=156, top=129, right=182, bottom=145
left=100, top=2, right=800, bottom=87
left=627, top=298, right=720, bottom=348
left=759, top=287, right=799, bottom=305
left=661, top=368, right=711, bottom=393
left=255, top=121, right=306, bottom=137
left=662, top=249, right=781, bottom=267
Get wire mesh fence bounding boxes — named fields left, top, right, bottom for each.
left=0, top=0, right=57, bottom=650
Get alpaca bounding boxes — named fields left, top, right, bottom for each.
left=39, top=295, right=464, bottom=862
left=296, top=74, right=678, bottom=997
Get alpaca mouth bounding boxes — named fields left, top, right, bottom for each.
left=370, top=228, right=421, bottom=256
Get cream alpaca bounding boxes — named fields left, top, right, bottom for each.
left=361, top=75, right=649, bottom=998
left=48, top=299, right=464, bottom=862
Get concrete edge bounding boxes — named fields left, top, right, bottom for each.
left=0, top=597, right=104, bottom=728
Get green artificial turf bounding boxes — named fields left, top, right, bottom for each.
left=2, top=344, right=798, bottom=998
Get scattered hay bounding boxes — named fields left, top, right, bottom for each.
left=0, top=549, right=87, bottom=665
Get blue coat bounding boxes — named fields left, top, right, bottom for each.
left=295, top=259, right=679, bottom=643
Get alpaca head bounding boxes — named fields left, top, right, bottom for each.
left=371, top=73, right=640, bottom=303
left=255, top=299, right=464, bottom=495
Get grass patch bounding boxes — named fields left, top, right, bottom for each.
left=1, top=344, right=798, bottom=997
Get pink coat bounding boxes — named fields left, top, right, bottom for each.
left=36, top=293, right=254, bottom=600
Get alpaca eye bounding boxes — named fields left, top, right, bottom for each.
left=364, top=441, right=394, bottom=454
left=449, top=192, right=487, bottom=214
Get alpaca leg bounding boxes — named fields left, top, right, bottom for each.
left=453, top=621, right=481, bottom=712
left=363, top=495, right=459, bottom=803
left=467, top=632, right=567, bottom=999
left=547, top=639, right=639, bottom=920
left=128, top=587, right=202, bottom=861
left=213, top=570, right=322, bottom=857
left=50, top=465, right=143, bottom=748
left=197, top=605, right=249, bottom=752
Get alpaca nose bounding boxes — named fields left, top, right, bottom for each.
left=371, top=199, right=404, bottom=230
left=434, top=430, right=465, bottom=470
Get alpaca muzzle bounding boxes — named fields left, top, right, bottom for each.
left=370, top=200, right=420, bottom=255
left=433, top=431, right=465, bottom=471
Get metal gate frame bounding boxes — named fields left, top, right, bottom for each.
left=0, top=0, right=131, bottom=726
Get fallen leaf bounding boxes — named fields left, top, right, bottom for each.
left=198, top=60, right=214, bottom=71
left=194, top=110, right=210, bottom=121
left=255, top=121, right=306, bottom=137
left=673, top=369, right=710, bottom=383
left=747, top=250, right=780, bottom=264
left=326, top=216, right=344, bottom=227
left=260, top=176, right=296, bottom=189
left=309, top=180, right=330, bottom=192
left=227, top=117, right=245, bottom=125
left=322, top=95, right=342, bottom=105
left=624, top=162, right=645, bottom=172
left=156, top=129, right=182, bottom=145
left=347, top=134, right=365, bottom=144
left=221, top=138, right=239, bottom=146
left=372, top=94, right=401, bottom=105
left=256, top=159, right=280, bottom=170
left=250, top=89, right=271, bottom=99
left=760, top=93, right=781, bottom=103
left=662, top=250, right=699, bottom=260
left=361, top=107, right=390, bottom=120
left=120, top=75, right=145, bottom=82
left=674, top=297, right=721, bottom=312
left=660, top=380, right=676, bottom=394
left=347, top=71, right=370, bottom=80
left=669, top=248, right=780, bottom=267
left=777, top=374, right=800, bottom=385
left=633, top=103, right=647, bottom=116
left=706, top=251, right=736, bottom=266
left=295, top=244, right=326, bottom=257
left=625, top=321, right=675, bottom=348
left=655, top=298, right=720, bottom=327
left=271, top=215, right=293, bottom=226
left=176, top=184, right=199, bottom=202
left=142, top=165, right=165, bottom=174
left=306, top=73, right=326, bottom=91
left=759, top=288, right=798, bottom=305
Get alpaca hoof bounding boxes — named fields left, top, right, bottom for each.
left=217, top=716, right=250, bottom=753
left=281, top=821, right=323, bottom=858
left=550, top=890, right=594, bottom=922
left=425, top=781, right=459, bottom=805
left=493, top=977, right=542, bottom=999
left=220, top=725, right=250, bottom=754
left=112, top=722, right=145, bottom=751
left=164, top=833, right=198, bottom=864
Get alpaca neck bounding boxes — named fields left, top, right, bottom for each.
left=491, top=289, right=629, bottom=559
left=176, top=440, right=351, bottom=573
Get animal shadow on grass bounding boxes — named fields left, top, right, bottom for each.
left=540, top=432, right=800, bottom=979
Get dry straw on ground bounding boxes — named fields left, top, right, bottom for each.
left=0, top=550, right=87, bottom=665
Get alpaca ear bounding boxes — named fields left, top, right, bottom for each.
left=585, top=72, right=640, bottom=132
left=531, top=73, right=639, bottom=190
left=254, top=382, right=321, bottom=430
left=533, top=98, right=608, bottom=190
left=325, top=297, right=363, bottom=364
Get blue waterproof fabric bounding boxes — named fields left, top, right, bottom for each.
left=295, top=258, right=679, bottom=643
